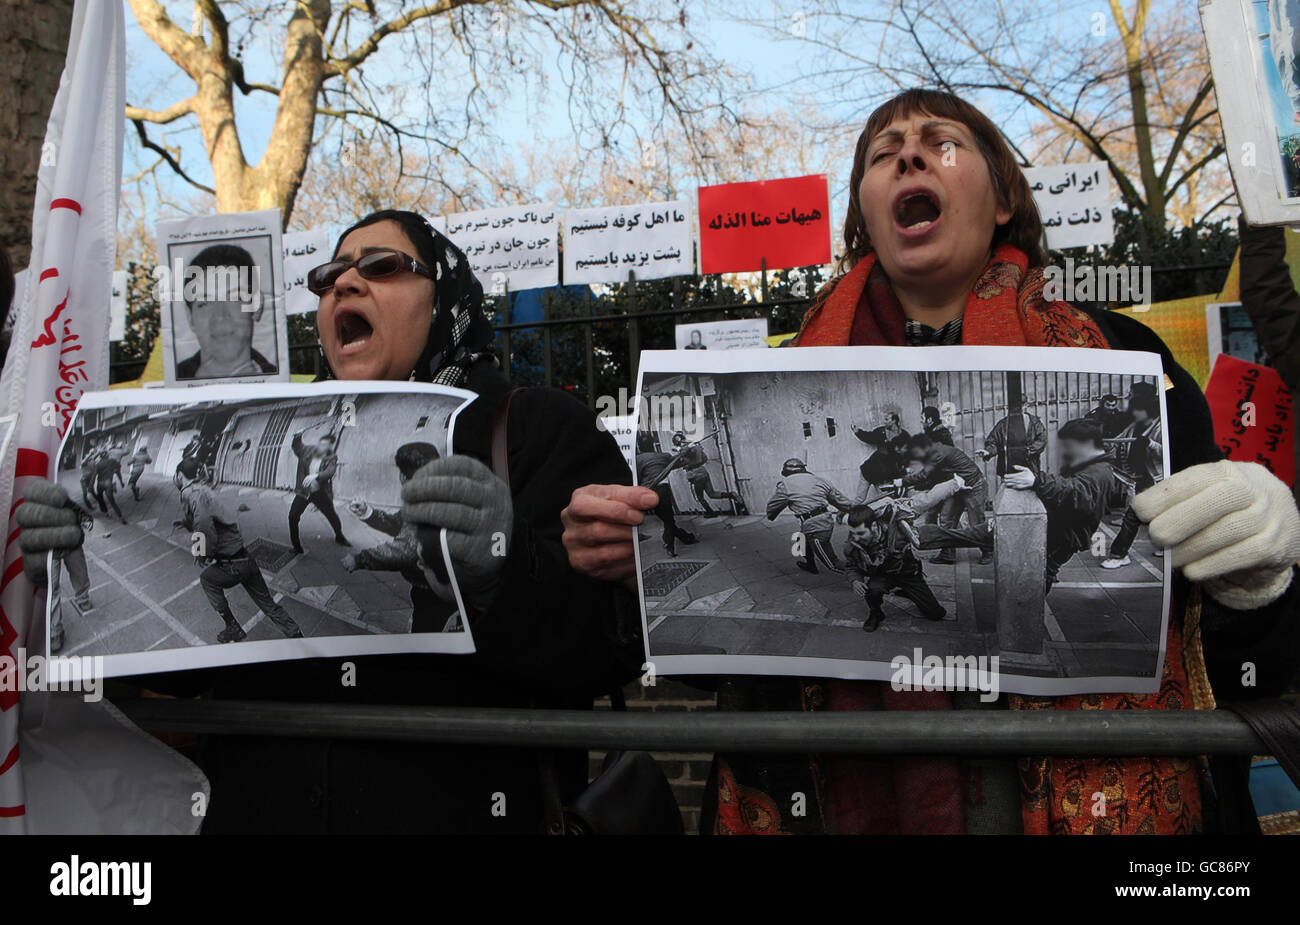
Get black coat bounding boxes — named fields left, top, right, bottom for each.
left=1237, top=219, right=1300, bottom=392
left=131, top=361, right=643, bottom=834
left=1085, top=306, right=1300, bottom=836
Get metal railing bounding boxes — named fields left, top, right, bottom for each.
left=113, top=699, right=1266, bottom=756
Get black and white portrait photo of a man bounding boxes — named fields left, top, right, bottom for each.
left=174, top=243, right=278, bottom=380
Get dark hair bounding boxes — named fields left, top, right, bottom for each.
left=840, top=88, right=1046, bottom=272
left=176, top=457, right=202, bottom=480
left=922, top=405, right=941, bottom=423
left=1057, top=418, right=1104, bottom=448
left=184, top=244, right=257, bottom=306
left=395, top=441, right=440, bottom=480
left=908, top=432, right=934, bottom=450
left=846, top=504, right=878, bottom=527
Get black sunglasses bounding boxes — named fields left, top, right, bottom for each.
left=306, top=248, right=434, bottom=296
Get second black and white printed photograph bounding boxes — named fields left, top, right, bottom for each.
left=44, top=381, right=477, bottom=678
left=633, top=346, right=1173, bottom=696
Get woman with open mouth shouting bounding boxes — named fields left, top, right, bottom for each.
left=18, top=209, right=643, bottom=833
left=561, top=89, right=1300, bottom=835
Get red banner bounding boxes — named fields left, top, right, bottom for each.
left=697, top=174, right=831, bottom=274
left=1205, top=354, right=1294, bottom=487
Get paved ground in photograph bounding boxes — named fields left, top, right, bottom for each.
left=640, top=505, right=1165, bottom=680
left=52, top=471, right=433, bottom=656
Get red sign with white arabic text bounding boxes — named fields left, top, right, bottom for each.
left=1205, top=354, right=1294, bottom=487
left=698, top=174, right=831, bottom=274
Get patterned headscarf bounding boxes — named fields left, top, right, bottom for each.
left=316, top=209, right=497, bottom=387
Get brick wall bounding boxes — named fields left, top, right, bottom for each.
left=592, top=677, right=717, bottom=835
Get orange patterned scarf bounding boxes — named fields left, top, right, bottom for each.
left=792, top=245, right=1204, bottom=835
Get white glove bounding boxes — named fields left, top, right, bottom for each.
left=1133, top=460, right=1300, bottom=610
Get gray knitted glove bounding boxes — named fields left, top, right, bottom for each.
left=1134, top=460, right=1300, bottom=610
left=16, top=479, right=83, bottom=586
left=401, top=454, right=513, bottom=609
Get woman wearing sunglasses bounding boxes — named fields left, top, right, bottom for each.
left=17, top=209, right=643, bottom=833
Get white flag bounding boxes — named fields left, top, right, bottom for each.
left=0, top=0, right=206, bottom=834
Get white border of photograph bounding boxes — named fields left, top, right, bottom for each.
left=631, top=345, right=1173, bottom=697
left=1202, top=0, right=1300, bottom=224
left=155, top=209, right=293, bottom=387
left=47, top=380, right=478, bottom=683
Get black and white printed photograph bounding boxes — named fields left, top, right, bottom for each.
left=633, top=347, right=1173, bottom=696
left=156, top=209, right=291, bottom=386
left=44, top=381, right=476, bottom=677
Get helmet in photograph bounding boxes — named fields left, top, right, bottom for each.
left=671, top=432, right=688, bottom=447
left=781, top=458, right=807, bottom=476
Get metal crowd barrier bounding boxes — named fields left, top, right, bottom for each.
left=114, top=699, right=1266, bottom=756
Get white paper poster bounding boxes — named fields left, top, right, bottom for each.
left=443, top=204, right=558, bottom=293
left=154, top=209, right=290, bottom=387
left=109, top=269, right=127, bottom=342
left=282, top=227, right=332, bottom=316
left=563, top=200, right=694, bottom=284
left=675, top=317, right=769, bottom=351
left=1024, top=162, right=1114, bottom=250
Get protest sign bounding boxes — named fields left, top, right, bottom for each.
left=1205, top=353, right=1294, bottom=487
left=283, top=227, right=332, bottom=316
left=698, top=174, right=831, bottom=274
left=1202, top=0, right=1300, bottom=224
left=675, top=318, right=769, bottom=350
left=1024, top=162, right=1114, bottom=250
left=47, top=380, right=479, bottom=680
left=563, top=200, right=693, bottom=284
left=155, top=209, right=290, bottom=387
left=444, top=204, right=558, bottom=293
left=632, top=345, right=1172, bottom=696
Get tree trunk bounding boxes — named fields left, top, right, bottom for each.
left=0, top=0, right=74, bottom=269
